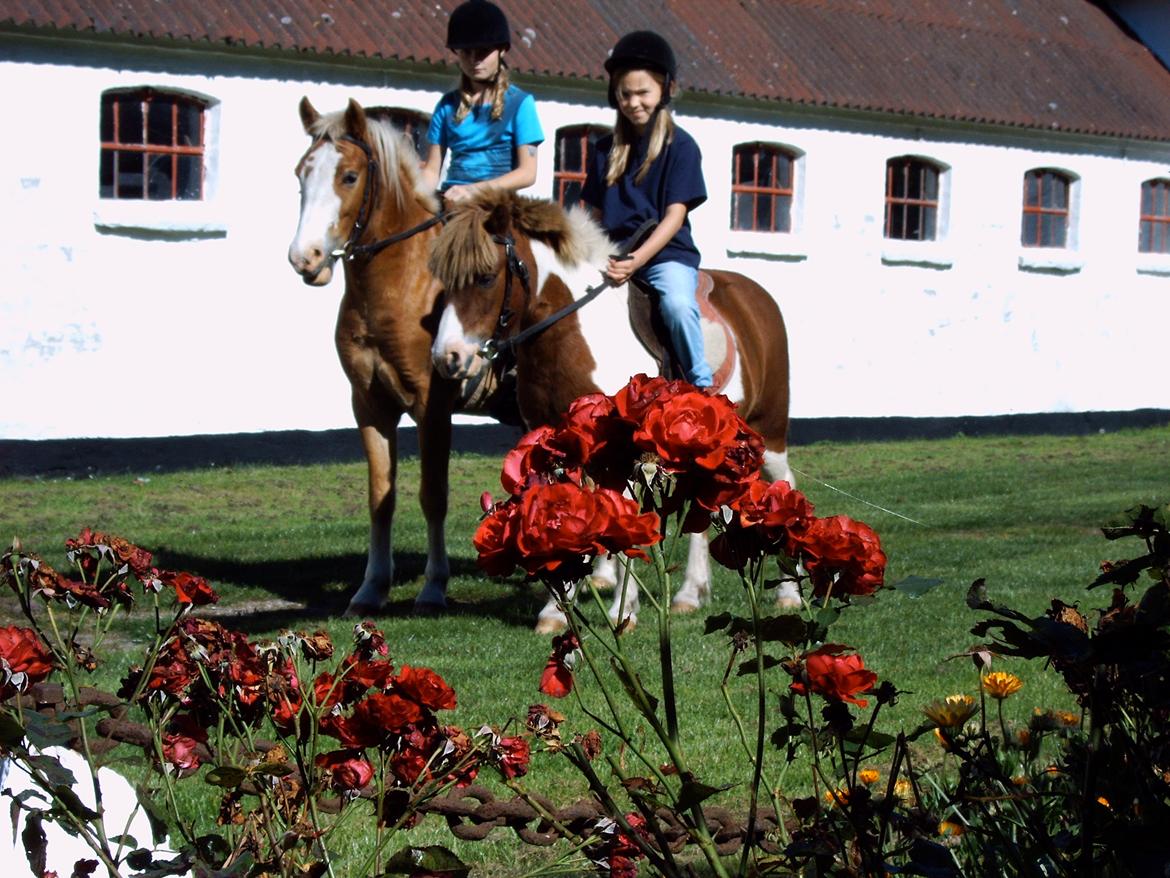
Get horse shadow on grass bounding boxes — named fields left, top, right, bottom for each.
left=153, top=547, right=547, bottom=634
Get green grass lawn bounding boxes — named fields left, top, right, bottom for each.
left=2, top=425, right=1167, bottom=875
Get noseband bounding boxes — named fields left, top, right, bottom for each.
left=327, top=134, right=445, bottom=262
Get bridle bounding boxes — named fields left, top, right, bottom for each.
left=476, top=219, right=657, bottom=362
left=326, top=134, right=445, bottom=262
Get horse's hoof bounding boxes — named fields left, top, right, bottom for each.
left=776, top=596, right=802, bottom=613
left=670, top=600, right=702, bottom=614
left=534, top=616, right=567, bottom=636
left=610, top=615, right=637, bottom=635
left=413, top=600, right=446, bottom=617
left=344, top=602, right=383, bottom=619
left=589, top=575, right=616, bottom=592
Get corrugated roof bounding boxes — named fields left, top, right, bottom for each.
left=4, top=0, right=1170, bottom=141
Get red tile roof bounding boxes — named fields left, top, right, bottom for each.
left=5, top=0, right=1170, bottom=141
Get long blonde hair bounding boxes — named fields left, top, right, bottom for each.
left=605, top=71, right=675, bottom=186
left=453, top=60, right=510, bottom=124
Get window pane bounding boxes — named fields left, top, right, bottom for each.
left=99, top=150, right=114, bottom=197
left=776, top=195, right=792, bottom=233
left=1025, top=173, right=1039, bottom=206
left=560, top=179, right=582, bottom=208
left=147, top=98, right=174, bottom=146
left=777, top=154, right=792, bottom=189
left=922, top=166, right=939, bottom=200
left=755, top=192, right=773, bottom=230
left=177, top=155, right=201, bottom=199
left=887, top=203, right=905, bottom=239
left=922, top=205, right=937, bottom=240
left=146, top=154, right=173, bottom=200
left=559, top=133, right=582, bottom=172
left=1141, top=183, right=1154, bottom=215
left=757, top=151, right=773, bottom=188
left=177, top=100, right=202, bottom=146
left=1042, top=175, right=1068, bottom=209
left=733, top=192, right=754, bottom=230
left=100, top=94, right=115, bottom=142
left=1021, top=212, right=1037, bottom=246
left=117, top=151, right=145, bottom=199
left=1140, top=221, right=1152, bottom=253
left=117, top=96, right=144, bottom=144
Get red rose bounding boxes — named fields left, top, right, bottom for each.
left=539, top=632, right=580, bottom=698
left=336, top=656, right=395, bottom=702
left=352, top=692, right=423, bottom=737
left=161, top=712, right=208, bottom=771
left=799, top=515, right=887, bottom=599
left=557, top=393, right=637, bottom=489
left=394, top=664, right=457, bottom=711
left=473, top=498, right=524, bottom=576
left=0, top=626, right=54, bottom=699
left=315, top=749, right=375, bottom=792
left=495, top=735, right=530, bottom=779
left=158, top=570, right=219, bottom=605
left=790, top=644, right=878, bottom=707
left=390, top=722, right=441, bottom=784
left=634, top=390, right=742, bottom=471
left=612, top=374, right=690, bottom=422
left=711, top=479, right=814, bottom=568
left=501, top=425, right=566, bottom=495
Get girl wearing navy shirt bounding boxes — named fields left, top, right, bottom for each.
left=581, top=30, right=712, bottom=388
left=422, top=0, right=543, bottom=204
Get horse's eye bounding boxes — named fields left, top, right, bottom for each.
left=341, top=170, right=360, bottom=186
left=475, top=274, right=496, bottom=288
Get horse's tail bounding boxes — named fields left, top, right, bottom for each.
left=706, top=269, right=791, bottom=453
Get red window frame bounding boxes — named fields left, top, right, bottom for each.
left=1139, top=179, right=1170, bottom=254
left=1021, top=169, right=1071, bottom=248
left=553, top=125, right=609, bottom=207
left=884, top=157, right=940, bottom=241
left=100, top=89, right=206, bottom=200
left=731, top=143, right=796, bottom=232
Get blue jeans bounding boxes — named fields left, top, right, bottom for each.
left=638, top=261, right=713, bottom=388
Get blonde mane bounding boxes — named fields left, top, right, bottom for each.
left=307, top=108, right=439, bottom=215
left=429, top=191, right=611, bottom=291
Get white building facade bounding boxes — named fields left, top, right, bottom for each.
left=2, top=21, right=1169, bottom=440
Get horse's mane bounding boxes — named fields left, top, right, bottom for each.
left=307, top=107, right=439, bottom=215
left=429, top=191, right=611, bottom=291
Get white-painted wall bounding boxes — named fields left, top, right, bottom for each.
left=2, top=33, right=1168, bottom=439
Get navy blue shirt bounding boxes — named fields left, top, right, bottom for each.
left=581, top=125, right=707, bottom=269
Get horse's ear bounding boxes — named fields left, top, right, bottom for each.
left=344, top=99, right=369, bottom=143
left=299, top=96, right=320, bottom=134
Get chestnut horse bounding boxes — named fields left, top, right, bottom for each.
left=288, top=98, right=508, bottom=616
left=428, top=192, right=796, bottom=633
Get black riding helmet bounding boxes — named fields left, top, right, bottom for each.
left=604, top=30, right=677, bottom=108
left=446, top=0, right=510, bottom=51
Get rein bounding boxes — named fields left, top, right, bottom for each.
left=479, top=218, right=657, bottom=362
left=329, top=134, right=445, bottom=262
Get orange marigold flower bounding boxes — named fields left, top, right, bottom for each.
left=981, top=671, right=1023, bottom=700
left=924, top=694, right=978, bottom=728
left=823, top=787, right=850, bottom=808
left=1096, top=796, right=1111, bottom=810
left=933, top=727, right=953, bottom=751
left=858, top=768, right=880, bottom=785
left=938, top=820, right=964, bottom=838
left=894, top=778, right=914, bottom=803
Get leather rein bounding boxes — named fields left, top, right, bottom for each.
left=328, top=134, right=445, bottom=262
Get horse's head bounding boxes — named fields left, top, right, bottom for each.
left=428, top=193, right=610, bottom=380
left=288, top=97, right=433, bottom=286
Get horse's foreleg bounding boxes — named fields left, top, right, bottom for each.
left=671, top=533, right=712, bottom=613
left=762, top=448, right=801, bottom=609
left=535, top=580, right=578, bottom=635
left=414, top=393, right=453, bottom=613
left=347, top=421, right=397, bottom=615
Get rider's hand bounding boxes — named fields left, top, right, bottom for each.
left=605, top=252, right=644, bottom=286
left=444, top=184, right=480, bottom=204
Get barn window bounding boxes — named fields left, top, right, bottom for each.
left=554, top=125, right=609, bottom=207
left=368, top=107, right=431, bottom=163
left=885, top=157, right=942, bottom=241
left=100, top=89, right=207, bottom=200
left=1021, top=169, right=1072, bottom=248
left=1139, top=178, right=1170, bottom=254
left=731, top=143, right=797, bottom=232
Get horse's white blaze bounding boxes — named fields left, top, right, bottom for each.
left=288, top=144, right=342, bottom=280
left=432, top=301, right=481, bottom=380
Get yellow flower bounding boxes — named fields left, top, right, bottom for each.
left=859, top=768, right=880, bottom=785
left=934, top=727, right=953, bottom=751
left=938, top=820, right=964, bottom=838
left=894, top=778, right=914, bottom=804
left=1011, top=774, right=1030, bottom=787
left=924, top=694, right=978, bottom=728
left=1054, top=710, right=1080, bottom=727
left=982, top=671, right=1023, bottom=700
left=823, top=787, right=850, bottom=808
left=1096, top=796, right=1111, bottom=810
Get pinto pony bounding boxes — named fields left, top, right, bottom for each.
left=288, top=98, right=507, bottom=615
left=428, top=192, right=795, bottom=632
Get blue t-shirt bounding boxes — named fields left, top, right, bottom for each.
left=427, top=84, right=544, bottom=188
left=581, top=125, right=707, bottom=269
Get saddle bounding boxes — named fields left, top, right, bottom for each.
left=628, top=271, right=738, bottom=393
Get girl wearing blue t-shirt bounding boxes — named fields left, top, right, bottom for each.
left=581, top=31, right=713, bottom=388
left=422, top=0, right=543, bottom=204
